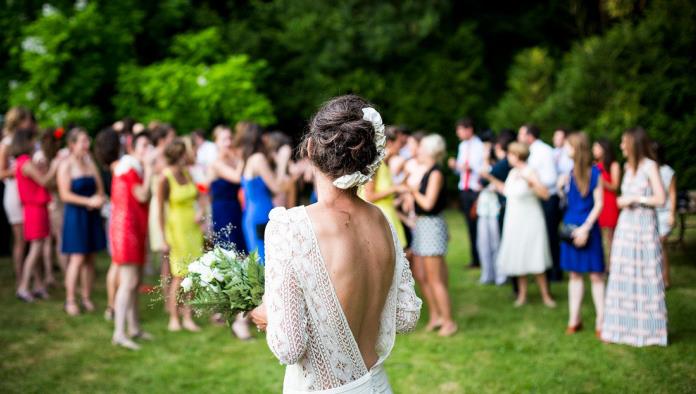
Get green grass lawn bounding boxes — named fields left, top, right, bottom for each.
left=1, top=210, right=695, bottom=393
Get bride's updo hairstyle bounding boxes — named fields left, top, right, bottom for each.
left=301, top=95, right=378, bottom=188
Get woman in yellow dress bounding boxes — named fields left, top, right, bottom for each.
left=359, top=127, right=407, bottom=247
left=158, top=138, right=204, bottom=332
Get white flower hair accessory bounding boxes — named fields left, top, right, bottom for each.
left=332, top=107, right=386, bottom=189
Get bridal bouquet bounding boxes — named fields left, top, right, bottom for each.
left=180, top=247, right=264, bottom=324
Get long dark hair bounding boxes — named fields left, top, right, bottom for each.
left=595, top=137, right=615, bottom=171
left=235, top=121, right=265, bottom=161
left=623, top=127, right=655, bottom=172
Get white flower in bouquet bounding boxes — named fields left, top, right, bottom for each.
left=199, top=251, right=216, bottom=267
left=181, top=277, right=193, bottom=292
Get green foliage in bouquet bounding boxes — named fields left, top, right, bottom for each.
left=181, top=247, right=264, bottom=325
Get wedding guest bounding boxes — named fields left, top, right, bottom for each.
left=192, top=128, right=218, bottom=170
left=552, top=128, right=574, bottom=178
left=250, top=95, right=421, bottom=392
left=602, top=127, right=667, bottom=347
left=557, top=132, right=605, bottom=336
left=359, top=126, right=407, bottom=247
left=148, top=124, right=175, bottom=310
left=410, top=134, right=457, bottom=336
left=491, top=142, right=556, bottom=307
left=653, top=142, right=676, bottom=288
left=13, top=129, right=61, bottom=301
left=265, top=131, right=296, bottom=208
left=158, top=138, right=203, bottom=332
left=518, top=124, right=562, bottom=281
left=208, top=125, right=246, bottom=252
left=1, top=107, right=35, bottom=287
left=94, top=128, right=123, bottom=321
left=238, top=122, right=293, bottom=262
left=476, top=140, right=505, bottom=285
left=110, top=132, right=153, bottom=349
left=448, top=118, right=483, bottom=268
left=592, top=138, right=621, bottom=268
left=58, top=128, right=107, bottom=316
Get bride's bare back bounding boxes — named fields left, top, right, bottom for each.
left=306, top=200, right=395, bottom=369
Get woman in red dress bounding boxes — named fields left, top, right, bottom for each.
left=13, top=129, right=62, bottom=302
left=592, top=138, right=621, bottom=270
left=109, top=132, right=153, bottom=350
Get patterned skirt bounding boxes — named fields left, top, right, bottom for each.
left=601, top=207, right=668, bottom=346
left=412, top=215, right=448, bottom=257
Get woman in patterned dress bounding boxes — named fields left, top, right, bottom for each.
left=601, top=127, right=667, bottom=346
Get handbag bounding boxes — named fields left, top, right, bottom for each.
left=559, top=223, right=578, bottom=243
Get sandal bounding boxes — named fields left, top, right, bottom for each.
left=438, top=322, right=459, bottom=337
left=16, top=290, right=35, bottom=303
left=112, top=336, right=141, bottom=351
left=565, top=322, right=583, bottom=335
left=104, top=307, right=114, bottom=322
left=64, top=301, right=80, bottom=316
left=543, top=298, right=557, bottom=308
left=33, top=289, right=50, bottom=300
left=130, top=331, right=154, bottom=341
left=80, top=299, right=96, bottom=313
left=425, top=319, right=443, bottom=333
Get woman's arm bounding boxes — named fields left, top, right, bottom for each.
left=131, top=164, right=152, bottom=203
left=362, top=177, right=397, bottom=203
left=252, top=154, right=291, bottom=194
left=57, top=161, right=94, bottom=207
left=668, top=175, right=677, bottom=227
left=572, top=180, right=604, bottom=247
left=411, top=170, right=443, bottom=212
left=601, top=162, right=621, bottom=192
left=22, top=158, right=61, bottom=187
left=0, top=144, right=14, bottom=180
left=524, top=170, right=550, bottom=200
left=157, top=174, right=170, bottom=251
left=210, top=159, right=244, bottom=184
left=481, top=170, right=505, bottom=194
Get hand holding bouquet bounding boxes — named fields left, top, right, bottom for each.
left=180, top=247, right=264, bottom=325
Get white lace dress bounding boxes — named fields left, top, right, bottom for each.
left=264, top=206, right=422, bottom=393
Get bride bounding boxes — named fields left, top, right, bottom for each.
left=250, top=95, right=422, bottom=393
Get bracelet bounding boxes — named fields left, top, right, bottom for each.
left=638, top=196, right=648, bottom=205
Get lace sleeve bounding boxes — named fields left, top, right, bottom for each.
left=394, top=242, right=422, bottom=333
left=264, top=212, right=309, bottom=365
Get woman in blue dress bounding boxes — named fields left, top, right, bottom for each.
left=236, top=122, right=293, bottom=262
left=57, top=128, right=107, bottom=316
left=208, top=126, right=247, bottom=253
left=558, top=132, right=605, bottom=336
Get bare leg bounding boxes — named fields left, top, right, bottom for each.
left=535, top=274, right=556, bottom=307
left=602, top=227, right=614, bottom=272
left=42, top=238, right=55, bottom=287
left=515, top=276, right=528, bottom=306
left=423, top=256, right=456, bottom=336
left=112, top=265, right=140, bottom=350
left=167, top=276, right=182, bottom=331
left=160, top=252, right=171, bottom=311
left=80, top=253, right=96, bottom=311
left=567, top=272, right=584, bottom=327
left=660, top=237, right=670, bottom=288
left=105, top=263, right=119, bottom=319
left=411, top=255, right=440, bottom=330
left=64, top=254, right=85, bottom=315
left=17, top=240, right=45, bottom=300
left=11, top=224, right=25, bottom=288
left=589, top=273, right=605, bottom=332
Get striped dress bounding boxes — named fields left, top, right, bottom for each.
left=601, top=159, right=667, bottom=346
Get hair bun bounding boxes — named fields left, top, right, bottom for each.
left=302, top=95, right=378, bottom=183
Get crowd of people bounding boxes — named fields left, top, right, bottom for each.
left=0, top=104, right=677, bottom=349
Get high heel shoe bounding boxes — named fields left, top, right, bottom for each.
left=112, top=336, right=141, bottom=351
left=565, top=322, right=583, bottom=335
left=16, top=290, right=35, bottom=303
left=80, top=299, right=95, bottom=313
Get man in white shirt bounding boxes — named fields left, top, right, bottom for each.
left=552, top=128, right=574, bottom=177
left=518, top=124, right=563, bottom=282
left=448, top=118, right=484, bottom=268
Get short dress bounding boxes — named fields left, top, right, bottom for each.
left=560, top=166, right=605, bottom=273
left=2, top=135, right=23, bottom=225
left=164, top=169, right=203, bottom=277
left=62, top=176, right=106, bottom=254
left=241, top=175, right=274, bottom=262
left=412, top=165, right=448, bottom=257
left=109, top=156, right=149, bottom=265
left=358, top=162, right=407, bottom=247
left=15, top=154, right=51, bottom=240
left=210, top=177, right=247, bottom=252
left=656, top=165, right=675, bottom=237
left=597, top=162, right=619, bottom=229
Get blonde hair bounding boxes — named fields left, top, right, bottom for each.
left=420, top=134, right=446, bottom=162
left=213, top=125, right=232, bottom=142
left=2, top=107, right=32, bottom=137
left=567, top=132, right=592, bottom=196
left=508, top=142, right=530, bottom=162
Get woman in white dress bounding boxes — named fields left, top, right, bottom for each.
left=485, top=142, right=556, bottom=307
left=250, top=95, right=422, bottom=393
left=1, top=107, right=35, bottom=288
